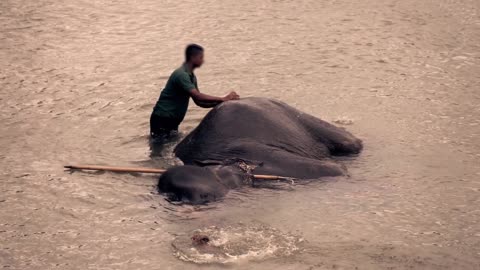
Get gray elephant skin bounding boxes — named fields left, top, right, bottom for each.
left=158, top=97, right=362, bottom=203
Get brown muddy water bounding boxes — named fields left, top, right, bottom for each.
left=1, top=0, right=479, bottom=269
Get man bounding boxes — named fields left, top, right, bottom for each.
left=150, top=44, right=239, bottom=139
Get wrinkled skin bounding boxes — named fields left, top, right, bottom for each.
left=158, top=98, right=362, bottom=203
left=158, top=165, right=245, bottom=202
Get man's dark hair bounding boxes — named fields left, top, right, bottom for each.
left=185, top=44, right=204, bottom=61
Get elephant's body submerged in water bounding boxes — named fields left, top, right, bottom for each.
left=158, top=97, right=362, bottom=203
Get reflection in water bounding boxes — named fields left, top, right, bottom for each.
left=1, top=0, right=479, bottom=269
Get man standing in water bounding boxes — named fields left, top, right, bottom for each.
left=150, top=44, right=239, bottom=139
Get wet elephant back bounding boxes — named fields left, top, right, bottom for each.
left=175, top=98, right=330, bottom=164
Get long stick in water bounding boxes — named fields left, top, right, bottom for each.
left=65, top=164, right=166, bottom=174
left=64, top=164, right=292, bottom=181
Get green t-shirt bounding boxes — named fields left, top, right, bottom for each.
left=152, top=64, right=198, bottom=122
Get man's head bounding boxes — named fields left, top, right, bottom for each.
left=185, top=44, right=204, bottom=68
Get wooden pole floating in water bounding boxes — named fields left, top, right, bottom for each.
left=64, top=164, right=166, bottom=174
left=64, top=164, right=294, bottom=181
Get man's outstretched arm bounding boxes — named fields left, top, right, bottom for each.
left=189, top=89, right=239, bottom=108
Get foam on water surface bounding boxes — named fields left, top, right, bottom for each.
left=333, top=116, right=354, bottom=125
left=171, top=224, right=303, bottom=264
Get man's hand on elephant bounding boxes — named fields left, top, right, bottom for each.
left=223, top=91, right=240, bottom=101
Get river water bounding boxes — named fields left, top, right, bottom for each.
left=1, top=0, right=479, bottom=269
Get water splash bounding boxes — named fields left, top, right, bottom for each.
left=172, top=224, right=303, bottom=264
left=333, top=116, right=354, bottom=125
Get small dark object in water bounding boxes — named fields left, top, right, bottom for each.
left=191, top=234, right=210, bottom=246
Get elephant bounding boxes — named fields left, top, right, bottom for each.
left=158, top=97, right=362, bottom=203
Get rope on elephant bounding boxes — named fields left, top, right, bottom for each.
left=222, top=158, right=296, bottom=185
left=233, top=160, right=257, bottom=185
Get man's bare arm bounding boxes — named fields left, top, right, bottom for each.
left=189, top=89, right=239, bottom=108
left=193, top=99, right=221, bottom=108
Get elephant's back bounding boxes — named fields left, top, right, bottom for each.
left=174, top=98, right=322, bottom=164
left=200, top=97, right=307, bottom=138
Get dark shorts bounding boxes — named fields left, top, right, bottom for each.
left=150, top=113, right=181, bottom=140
